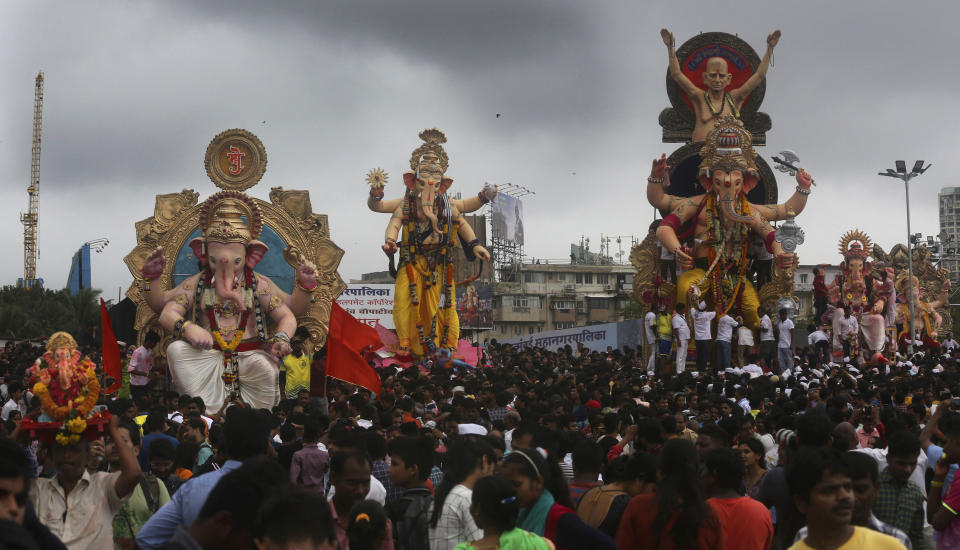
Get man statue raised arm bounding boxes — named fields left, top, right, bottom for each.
left=661, top=28, right=781, bottom=142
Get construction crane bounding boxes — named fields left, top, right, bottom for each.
left=19, top=72, right=43, bottom=289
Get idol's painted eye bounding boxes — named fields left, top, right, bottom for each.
left=235, top=258, right=241, bottom=265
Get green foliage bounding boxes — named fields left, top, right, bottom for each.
left=621, top=298, right=646, bottom=320
left=0, top=286, right=103, bottom=345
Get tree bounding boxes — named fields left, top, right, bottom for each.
left=621, top=299, right=646, bottom=320
left=0, top=286, right=103, bottom=345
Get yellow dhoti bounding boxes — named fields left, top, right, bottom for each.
left=677, top=268, right=761, bottom=328
left=394, top=257, right=459, bottom=357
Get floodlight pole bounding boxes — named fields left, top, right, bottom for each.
left=881, top=164, right=928, bottom=355
left=904, top=174, right=916, bottom=356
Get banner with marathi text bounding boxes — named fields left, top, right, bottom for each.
left=335, top=284, right=395, bottom=329
left=499, top=319, right=644, bottom=353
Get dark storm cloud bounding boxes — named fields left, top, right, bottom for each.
left=0, top=0, right=958, bottom=296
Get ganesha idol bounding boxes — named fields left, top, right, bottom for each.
left=21, top=332, right=108, bottom=445
left=139, top=191, right=316, bottom=413
left=896, top=271, right=949, bottom=344
left=826, top=230, right=891, bottom=363
left=647, top=117, right=814, bottom=327
left=366, top=128, right=494, bottom=359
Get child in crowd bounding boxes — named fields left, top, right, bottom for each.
left=456, top=476, right=554, bottom=550
left=501, top=448, right=616, bottom=550
left=385, top=435, right=433, bottom=550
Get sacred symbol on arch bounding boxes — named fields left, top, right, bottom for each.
left=204, top=129, right=267, bottom=192
left=226, top=146, right=246, bottom=176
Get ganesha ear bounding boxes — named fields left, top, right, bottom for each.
left=439, top=176, right=453, bottom=194
left=189, top=238, right=207, bottom=265
left=743, top=172, right=760, bottom=194
left=403, top=171, right=416, bottom=190
left=698, top=169, right=713, bottom=192
left=246, top=240, right=269, bottom=269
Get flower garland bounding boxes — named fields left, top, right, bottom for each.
left=33, top=366, right=100, bottom=446
left=398, top=192, right=457, bottom=355
left=203, top=267, right=255, bottom=391
left=702, top=193, right=751, bottom=314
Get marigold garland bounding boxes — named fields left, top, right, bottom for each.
left=33, top=368, right=100, bottom=422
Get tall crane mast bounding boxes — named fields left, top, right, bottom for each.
left=20, top=72, right=43, bottom=289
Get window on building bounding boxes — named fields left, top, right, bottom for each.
left=513, top=325, right=524, bottom=335
left=576, top=273, right=583, bottom=284
left=800, top=274, right=808, bottom=284
left=507, top=295, right=541, bottom=310
left=558, top=272, right=566, bottom=281
left=576, top=301, right=585, bottom=313
left=523, top=272, right=545, bottom=283
left=553, top=300, right=575, bottom=311
left=555, top=322, right=575, bottom=330
left=597, top=273, right=609, bottom=285
left=588, top=298, right=609, bottom=309
left=528, top=326, right=537, bottom=334
left=548, top=272, right=555, bottom=280
left=584, top=273, right=594, bottom=284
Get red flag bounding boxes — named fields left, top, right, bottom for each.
left=100, top=299, right=122, bottom=394
left=326, top=302, right=383, bottom=396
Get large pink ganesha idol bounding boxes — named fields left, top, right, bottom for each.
left=139, top=191, right=316, bottom=414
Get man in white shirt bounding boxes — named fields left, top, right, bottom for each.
left=735, top=317, right=754, bottom=367
left=644, top=307, right=657, bottom=374
left=672, top=302, right=691, bottom=374
left=835, top=308, right=859, bottom=358
left=777, top=310, right=795, bottom=374
left=1, top=382, right=25, bottom=422
left=807, top=324, right=830, bottom=366
left=33, top=415, right=142, bottom=550
left=715, top=313, right=738, bottom=372
left=742, top=356, right=764, bottom=378
left=759, top=307, right=776, bottom=368
left=691, top=302, right=717, bottom=372
left=943, top=335, right=958, bottom=352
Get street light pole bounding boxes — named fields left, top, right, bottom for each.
left=903, top=175, right=916, bottom=356
left=879, top=161, right=931, bottom=356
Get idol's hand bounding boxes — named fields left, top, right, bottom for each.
left=185, top=324, right=214, bottom=350
left=660, top=29, right=675, bottom=48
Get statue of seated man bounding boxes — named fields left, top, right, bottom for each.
left=661, top=28, right=781, bottom=142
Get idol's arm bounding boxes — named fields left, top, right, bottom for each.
left=754, top=170, right=813, bottom=221
left=661, top=29, right=700, bottom=97
left=732, top=30, right=781, bottom=104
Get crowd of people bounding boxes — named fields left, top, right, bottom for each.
left=1, top=319, right=960, bottom=550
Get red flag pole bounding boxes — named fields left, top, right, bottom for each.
left=100, top=299, right=123, bottom=394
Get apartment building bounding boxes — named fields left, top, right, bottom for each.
left=490, top=263, right=634, bottom=340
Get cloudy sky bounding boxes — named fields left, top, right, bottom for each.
left=1, top=1, right=956, bottom=300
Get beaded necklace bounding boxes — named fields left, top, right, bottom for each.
left=399, top=192, right=458, bottom=355
left=701, top=194, right=751, bottom=314
left=197, top=267, right=265, bottom=392
left=704, top=91, right=740, bottom=119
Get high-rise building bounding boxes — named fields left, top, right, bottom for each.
left=939, top=187, right=960, bottom=283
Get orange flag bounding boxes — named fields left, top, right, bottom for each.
left=326, top=302, right=383, bottom=396
left=100, top=299, right=122, bottom=394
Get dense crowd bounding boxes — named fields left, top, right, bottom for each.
left=2, top=321, right=960, bottom=550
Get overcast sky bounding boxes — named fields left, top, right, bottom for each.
left=1, top=1, right=957, bottom=300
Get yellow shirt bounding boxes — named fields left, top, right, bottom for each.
left=282, top=353, right=312, bottom=400
left=656, top=314, right=672, bottom=339
left=788, top=526, right=906, bottom=550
